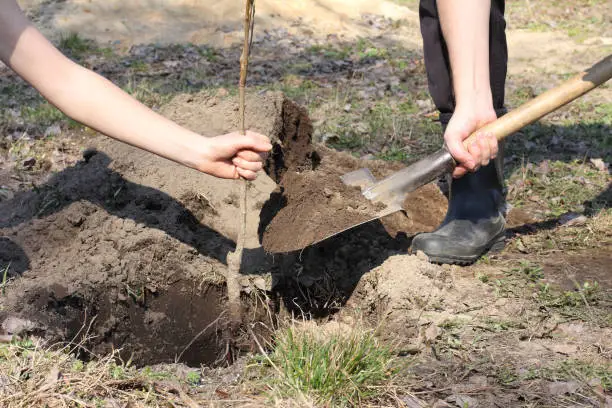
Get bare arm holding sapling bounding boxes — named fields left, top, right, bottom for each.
left=0, top=0, right=271, bottom=180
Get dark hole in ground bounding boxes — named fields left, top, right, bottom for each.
left=0, top=237, right=30, bottom=277
left=18, top=282, right=237, bottom=367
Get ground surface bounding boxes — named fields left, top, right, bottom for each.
left=0, top=0, right=611, bottom=407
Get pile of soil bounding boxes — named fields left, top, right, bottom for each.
left=0, top=90, right=449, bottom=366
left=0, top=92, right=314, bottom=366
left=260, top=146, right=447, bottom=252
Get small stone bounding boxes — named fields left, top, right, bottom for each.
left=547, top=380, right=580, bottom=396
left=162, top=60, right=180, bottom=69
left=22, top=157, right=36, bottom=168
left=468, top=375, right=488, bottom=387
left=401, top=395, right=427, bottom=408
left=448, top=394, right=479, bottom=407
left=2, top=317, right=37, bottom=335
left=0, top=187, right=13, bottom=202
left=589, top=158, right=608, bottom=172
left=67, top=214, right=85, bottom=227
left=422, top=324, right=441, bottom=343
left=44, top=124, right=62, bottom=138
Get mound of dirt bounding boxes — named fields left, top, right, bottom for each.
left=0, top=90, right=449, bottom=367
left=0, top=92, right=311, bottom=366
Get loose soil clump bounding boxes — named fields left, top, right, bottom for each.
left=260, top=146, right=447, bottom=253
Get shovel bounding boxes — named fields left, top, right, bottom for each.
left=335, top=54, right=612, bottom=237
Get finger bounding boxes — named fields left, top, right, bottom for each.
left=245, top=130, right=271, bottom=143
left=445, top=136, right=477, bottom=172
left=488, top=132, right=499, bottom=159
left=237, top=150, right=268, bottom=162
left=237, top=167, right=258, bottom=180
left=452, top=166, right=468, bottom=179
left=477, top=134, right=491, bottom=167
left=466, top=141, right=482, bottom=172
left=232, top=156, right=264, bottom=172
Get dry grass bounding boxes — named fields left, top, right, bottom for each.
left=0, top=336, right=211, bottom=408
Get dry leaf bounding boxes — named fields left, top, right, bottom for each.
left=516, top=238, right=528, bottom=253
left=215, top=388, right=230, bottom=399
left=548, top=343, right=578, bottom=355
left=252, top=277, right=267, bottom=291
left=432, top=400, right=453, bottom=408
left=423, top=324, right=441, bottom=343
left=559, top=213, right=587, bottom=227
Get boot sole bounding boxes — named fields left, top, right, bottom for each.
left=425, top=233, right=506, bottom=266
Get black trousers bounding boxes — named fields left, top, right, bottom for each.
left=419, top=0, right=508, bottom=124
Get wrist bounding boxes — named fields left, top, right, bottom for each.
left=173, top=130, right=213, bottom=172
left=455, top=87, right=493, bottom=113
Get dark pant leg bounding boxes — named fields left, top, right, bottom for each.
left=419, top=0, right=508, bottom=124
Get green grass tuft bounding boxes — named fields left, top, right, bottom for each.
left=59, top=32, right=96, bottom=58
left=21, top=103, right=66, bottom=128
left=260, top=324, right=395, bottom=406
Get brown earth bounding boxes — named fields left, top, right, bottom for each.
left=0, top=92, right=308, bottom=366
left=0, top=91, right=451, bottom=366
left=261, top=145, right=447, bottom=253
left=4, top=90, right=601, bottom=408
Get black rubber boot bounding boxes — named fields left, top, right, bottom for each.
left=411, top=143, right=507, bottom=265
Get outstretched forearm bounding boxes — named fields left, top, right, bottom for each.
left=437, top=0, right=492, bottom=110
left=0, top=2, right=209, bottom=171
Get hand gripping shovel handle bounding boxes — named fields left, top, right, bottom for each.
left=363, top=54, right=612, bottom=202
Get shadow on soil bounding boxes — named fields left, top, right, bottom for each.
left=0, top=151, right=236, bottom=266
left=1, top=123, right=610, bottom=319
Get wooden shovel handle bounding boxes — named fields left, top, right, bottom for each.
left=463, top=54, right=612, bottom=148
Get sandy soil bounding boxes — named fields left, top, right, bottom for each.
left=19, top=0, right=419, bottom=48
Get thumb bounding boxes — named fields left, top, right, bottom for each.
left=233, top=131, right=273, bottom=153
left=445, top=136, right=477, bottom=172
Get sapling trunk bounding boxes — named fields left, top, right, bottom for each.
left=226, top=0, right=256, bottom=334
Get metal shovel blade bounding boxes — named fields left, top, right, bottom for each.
left=340, top=168, right=377, bottom=189
left=343, top=148, right=455, bottom=211
left=340, top=167, right=406, bottom=218
left=309, top=149, right=455, bottom=245
left=306, top=168, right=404, bottom=246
